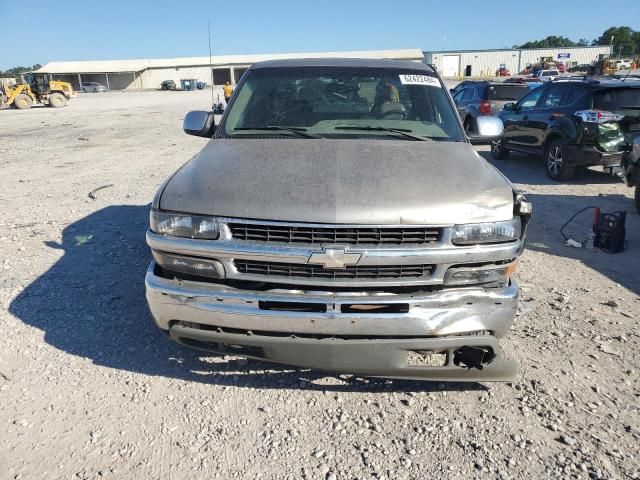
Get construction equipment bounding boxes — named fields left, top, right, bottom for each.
left=1, top=73, right=74, bottom=110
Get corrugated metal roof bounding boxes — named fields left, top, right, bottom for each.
left=424, top=46, right=611, bottom=55
left=36, top=59, right=151, bottom=73
left=35, top=49, right=424, bottom=74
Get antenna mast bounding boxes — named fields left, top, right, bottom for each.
left=208, top=20, right=214, bottom=106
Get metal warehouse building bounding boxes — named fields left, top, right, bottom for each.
left=424, top=45, right=612, bottom=78
left=34, top=49, right=425, bottom=92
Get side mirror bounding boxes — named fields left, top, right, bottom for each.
left=183, top=110, right=216, bottom=137
left=503, top=102, right=516, bottom=112
left=468, top=116, right=504, bottom=144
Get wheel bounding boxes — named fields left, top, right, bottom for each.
left=13, top=94, right=33, bottom=109
left=48, top=93, right=67, bottom=108
left=491, top=138, right=510, bottom=160
left=545, top=139, right=576, bottom=181
left=82, top=88, right=87, bottom=93
left=635, top=186, right=640, bottom=214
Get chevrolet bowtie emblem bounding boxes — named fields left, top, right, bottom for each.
left=307, top=247, right=362, bottom=269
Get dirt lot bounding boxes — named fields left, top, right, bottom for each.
left=1, top=91, right=639, bottom=480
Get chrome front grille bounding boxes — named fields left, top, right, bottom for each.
left=234, top=260, right=434, bottom=280
left=227, top=222, right=442, bottom=245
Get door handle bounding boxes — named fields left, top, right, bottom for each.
left=523, top=115, right=529, bottom=120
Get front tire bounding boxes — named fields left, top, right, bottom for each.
left=14, top=94, right=33, bottom=109
left=491, top=138, right=510, bottom=160
left=545, top=139, right=575, bottom=181
left=48, top=93, right=67, bottom=108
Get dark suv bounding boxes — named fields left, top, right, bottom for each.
left=492, top=78, right=640, bottom=180
left=453, top=81, right=530, bottom=134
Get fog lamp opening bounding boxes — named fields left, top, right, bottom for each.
left=444, top=262, right=517, bottom=286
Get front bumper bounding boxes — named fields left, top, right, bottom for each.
left=565, top=145, right=623, bottom=167
left=145, top=263, right=519, bottom=381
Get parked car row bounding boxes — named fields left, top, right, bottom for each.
left=451, top=74, right=640, bottom=209
left=490, top=77, right=640, bottom=186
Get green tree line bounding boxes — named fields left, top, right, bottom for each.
left=515, top=26, right=640, bottom=57
left=0, top=64, right=42, bottom=78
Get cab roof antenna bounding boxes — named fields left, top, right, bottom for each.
left=208, top=20, right=214, bottom=105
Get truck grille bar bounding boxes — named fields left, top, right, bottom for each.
left=234, top=260, right=434, bottom=280
left=227, top=222, right=442, bottom=245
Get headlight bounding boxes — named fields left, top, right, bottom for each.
left=452, top=217, right=521, bottom=245
left=152, top=251, right=223, bottom=278
left=150, top=210, right=220, bottom=239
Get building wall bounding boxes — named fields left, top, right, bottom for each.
left=139, top=65, right=252, bottom=90
left=426, top=46, right=612, bottom=77
left=50, top=73, right=142, bottom=91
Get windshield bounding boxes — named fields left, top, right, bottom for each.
left=221, top=66, right=464, bottom=141
left=486, top=85, right=529, bottom=101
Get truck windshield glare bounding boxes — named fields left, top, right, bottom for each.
left=221, top=66, right=464, bottom=142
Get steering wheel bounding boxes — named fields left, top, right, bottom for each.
left=378, top=109, right=408, bottom=120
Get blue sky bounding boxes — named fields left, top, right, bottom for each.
left=0, top=0, right=637, bottom=70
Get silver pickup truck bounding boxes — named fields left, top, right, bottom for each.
left=145, top=59, right=531, bottom=382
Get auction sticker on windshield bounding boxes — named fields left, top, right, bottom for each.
left=399, top=74, right=440, bottom=87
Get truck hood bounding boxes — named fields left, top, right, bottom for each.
left=159, top=139, right=515, bottom=225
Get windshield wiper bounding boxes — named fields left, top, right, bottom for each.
left=333, top=125, right=431, bottom=141
left=234, top=126, right=322, bottom=139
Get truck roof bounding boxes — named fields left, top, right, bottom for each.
left=250, top=58, right=434, bottom=72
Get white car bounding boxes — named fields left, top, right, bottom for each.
left=614, top=60, right=632, bottom=70
left=535, top=69, right=560, bottom=82
left=81, top=82, right=107, bottom=93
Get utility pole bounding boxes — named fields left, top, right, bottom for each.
left=609, top=35, right=614, bottom=58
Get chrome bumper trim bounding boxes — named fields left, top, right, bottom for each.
left=145, top=262, right=518, bottom=338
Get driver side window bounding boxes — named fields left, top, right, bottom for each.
left=517, top=87, right=545, bottom=111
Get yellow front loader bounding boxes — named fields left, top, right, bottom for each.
left=1, top=73, right=74, bottom=109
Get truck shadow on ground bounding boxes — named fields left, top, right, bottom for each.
left=8, top=205, right=485, bottom=393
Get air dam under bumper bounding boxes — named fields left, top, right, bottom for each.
left=146, top=263, right=519, bottom=382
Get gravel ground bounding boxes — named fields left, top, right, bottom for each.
left=1, top=90, right=638, bottom=480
